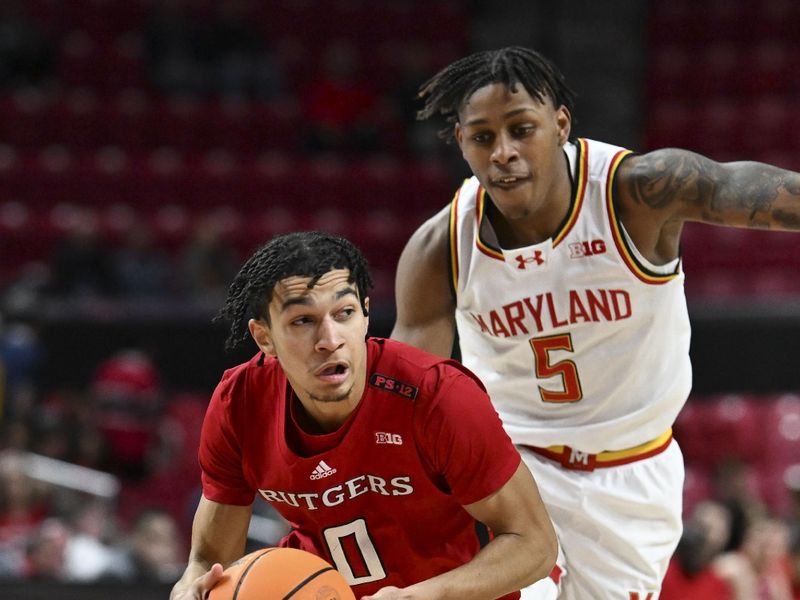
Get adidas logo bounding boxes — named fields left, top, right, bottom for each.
left=310, top=460, right=337, bottom=480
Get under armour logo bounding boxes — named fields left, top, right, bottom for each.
left=515, top=251, right=544, bottom=269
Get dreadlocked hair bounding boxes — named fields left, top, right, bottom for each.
left=215, top=231, right=373, bottom=352
left=417, top=46, right=577, bottom=142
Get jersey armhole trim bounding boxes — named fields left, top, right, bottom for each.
left=448, top=186, right=461, bottom=297
left=606, top=150, right=680, bottom=284
left=475, top=186, right=505, bottom=261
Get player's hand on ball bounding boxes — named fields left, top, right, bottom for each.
left=361, top=586, right=417, bottom=600
left=170, top=563, right=224, bottom=600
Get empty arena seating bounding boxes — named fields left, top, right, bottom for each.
left=1, top=0, right=797, bottom=304
left=646, top=0, right=800, bottom=300
left=0, top=0, right=470, bottom=304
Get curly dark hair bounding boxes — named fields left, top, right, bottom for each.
left=417, top=46, right=577, bottom=142
left=215, top=231, right=373, bottom=351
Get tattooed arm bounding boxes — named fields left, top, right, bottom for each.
left=614, top=148, right=800, bottom=264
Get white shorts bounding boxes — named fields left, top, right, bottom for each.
left=519, top=440, right=684, bottom=600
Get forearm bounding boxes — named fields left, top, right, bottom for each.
left=402, top=531, right=554, bottom=600
left=722, top=161, right=800, bottom=231
left=170, top=497, right=252, bottom=599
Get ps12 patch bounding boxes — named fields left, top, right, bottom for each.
left=369, top=373, right=418, bottom=399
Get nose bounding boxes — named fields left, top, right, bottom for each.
left=315, top=316, right=344, bottom=353
left=491, top=132, right=518, bottom=165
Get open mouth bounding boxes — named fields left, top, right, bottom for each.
left=320, top=364, right=347, bottom=376
left=491, top=175, right=530, bottom=189
left=315, top=362, right=349, bottom=383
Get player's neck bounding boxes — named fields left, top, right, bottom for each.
left=292, top=388, right=363, bottom=434
left=486, top=190, right=571, bottom=248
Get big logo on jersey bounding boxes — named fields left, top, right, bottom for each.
left=568, top=239, right=607, bottom=258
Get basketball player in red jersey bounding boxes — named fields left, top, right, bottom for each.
left=170, top=231, right=557, bottom=600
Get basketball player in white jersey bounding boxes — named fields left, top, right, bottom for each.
left=391, top=46, right=800, bottom=599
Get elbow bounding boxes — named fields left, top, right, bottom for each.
left=542, top=529, right=559, bottom=579
left=526, top=526, right=559, bottom=584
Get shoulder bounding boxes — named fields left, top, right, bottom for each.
left=369, top=337, right=483, bottom=393
left=394, top=204, right=455, bottom=323
left=400, top=176, right=479, bottom=262
left=369, top=337, right=444, bottom=381
left=213, top=353, right=280, bottom=407
left=401, top=203, right=451, bottom=264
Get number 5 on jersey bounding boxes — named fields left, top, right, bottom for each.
left=529, top=334, right=583, bottom=403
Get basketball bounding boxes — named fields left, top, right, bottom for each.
left=208, top=547, right=356, bottom=600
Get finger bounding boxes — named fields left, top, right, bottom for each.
left=199, top=564, right=225, bottom=599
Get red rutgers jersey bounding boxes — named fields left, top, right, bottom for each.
left=200, top=338, right=521, bottom=598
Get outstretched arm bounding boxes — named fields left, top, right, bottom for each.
left=622, top=148, right=800, bottom=228
left=170, top=497, right=253, bottom=600
left=615, top=148, right=800, bottom=263
left=391, top=206, right=457, bottom=358
left=362, top=462, right=558, bottom=600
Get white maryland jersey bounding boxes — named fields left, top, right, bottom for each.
left=450, top=138, right=692, bottom=453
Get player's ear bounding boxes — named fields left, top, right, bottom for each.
left=249, top=319, right=276, bottom=356
left=555, top=105, right=571, bottom=146
left=362, top=297, right=370, bottom=335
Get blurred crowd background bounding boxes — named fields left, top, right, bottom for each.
left=0, top=1, right=799, bottom=598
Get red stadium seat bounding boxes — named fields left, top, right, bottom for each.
left=682, top=465, right=713, bottom=517
left=102, top=89, right=153, bottom=150
left=645, top=46, right=692, bottom=102
left=763, top=394, right=800, bottom=467
left=648, top=0, right=702, bottom=46
left=0, top=91, right=50, bottom=149
left=239, top=152, right=300, bottom=209
left=98, top=202, right=138, bottom=243
left=752, top=0, right=799, bottom=41
left=102, top=34, right=147, bottom=91
left=738, top=96, right=792, bottom=155
left=0, top=145, right=26, bottom=202
left=676, top=394, right=767, bottom=470
left=133, top=147, right=191, bottom=208
left=149, top=203, right=191, bottom=254
left=686, top=43, right=743, bottom=98
left=740, top=41, right=795, bottom=96
left=306, top=205, right=351, bottom=238
left=643, top=101, right=691, bottom=152
left=183, top=149, right=244, bottom=208
left=30, top=145, right=83, bottom=205
left=243, top=205, right=300, bottom=255
left=673, top=397, right=710, bottom=465
left=690, top=97, right=745, bottom=157
left=146, top=98, right=204, bottom=153
left=754, top=463, right=794, bottom=514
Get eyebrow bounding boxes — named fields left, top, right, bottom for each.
left=279, top=286, right=359, bottom=312
left=463, top=107, right=536, bottom=127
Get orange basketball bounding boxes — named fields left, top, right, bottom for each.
left=208, top=547, right=356, bottom=600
